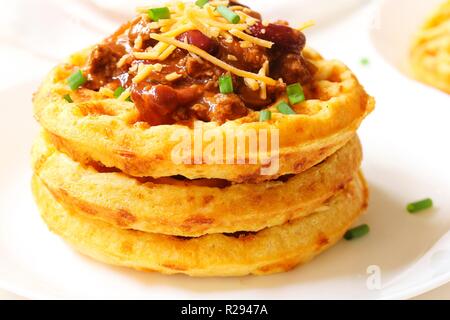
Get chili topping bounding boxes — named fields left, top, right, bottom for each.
left=72, top=0, right=316, bottom=125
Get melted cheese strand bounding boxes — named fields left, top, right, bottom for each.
left=150, top=33, right=278, bottom=85
left=229, top=29, right=273, bottom=48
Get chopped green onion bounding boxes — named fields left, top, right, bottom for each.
left=407, top=198, right=433, bottom=214
left=114, top=86, right=126, bottom=98
left=287, top=83, right=305, bottom=105
left=344, top=224, right=370, bottom=240
left=195, top=0, right=209, bottom=8
left=63, top=94, right=73, bottom=103
left=217, top=6, right=240, bottom=24
left=219, top=75, right=234, bottom=94
left=148, top=7, right=171, bottom=21
left=276, top=101, right=296, bottom=115
left=360, top=57, right=370, bottom=66
left=114, top=86, right=132, bottom=102
left=67, top=70, right=86, bottom=91
left=259, top=110, right=272, bottom=122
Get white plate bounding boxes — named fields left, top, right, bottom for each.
left=1, top=0, right=450, bottom=300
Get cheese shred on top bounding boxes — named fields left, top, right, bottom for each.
left=150, top=33, right=278, bottom=85
left=125, top=1, right=311, bottom=86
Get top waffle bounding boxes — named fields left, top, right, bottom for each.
left=33, top=1, right=374, bottom=182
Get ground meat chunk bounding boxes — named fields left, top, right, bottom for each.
left=238, top=81, right=286, bottom=109
left=271, top=53, right=315, bottom=85
left=193, top=93, right=249, bottom=123
left=84, top=43, right=125, bottom=90
left=185, top=55, right=218, bottom=80
left=128, top=17, right=158, bottom=49
left=218, top=38, right=268, bottom=72
left=131, top=83, right=202, bottom=125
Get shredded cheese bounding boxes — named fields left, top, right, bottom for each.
left=161, top=23, right=195, bottom=38
left=229, top=29, right=273, bottom=48
left=297, top=20, right=315, bottom=31
left=99, top=87, right=115, bottom=98
left=117, top=54, right=131, bottom=68
left=209, top=0, right=230, bottom=6
left=134, top=51, right=159, bottom=60
left=134, top=34, right=143, bottom=50
left=244, top=78, right=259, bottom=91
left=200, top=18, right=248, bottom=31
left=148, top=22, right=160, bottom=29
left=150, top=33, right=278, bottom=85
left=132, top=63, right=163, bottom=83
left=239, top=41, right=253, bottom=48
left=166, top=72, right=182, bottom=81
left=187, top=10, right=219, bottom=38
left=158, top=18, right=177, bottom=27
left=189, top=52, right=203, bottom=63
left=205, top=4, right=218, bottom=19
left=236, top=11, right=258, bottom=26
left=258, top=61, right=269, bottom=99
left=158, top=45, right=178, bottom=61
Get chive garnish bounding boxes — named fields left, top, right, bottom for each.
left=344, top=224, right=370, bottom=240
left=148, top=7, right=171, bottom=21
left=195, top=0, right=209, bottom=8
left=360, top=57, right=370, bottom=66
left=219, top=75, right=234, bottom=94
left=287, top=83, right=305, bottom=105
left=67, top=70, right=86, bottom=91
left=407, top=198, right=433, bottom=214
left=114, top=86, right=126, bottom=98
left=217, top=6, right=240, bottom=24
left=259, top=110, right=272, bottom=122
left=276, top=101, right=296, bottom=115
left=63, top=94, right=73, bottom=103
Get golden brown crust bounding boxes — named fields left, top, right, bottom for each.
left=32, top=172, right=368, bottom=277
left=32, top=131, right=362, bottom=236
left=411, top=0, right=450, bottom=94
left=33, top=48, right=374, bottom=182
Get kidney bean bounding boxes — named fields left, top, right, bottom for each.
left=177, top=30, right=218, bottom=54
left=248, top=22, right=306, bottom=52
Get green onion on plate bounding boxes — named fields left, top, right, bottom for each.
left=344, top=224, right=370, bottom=240
left=407, top=198, right=433, bottom=214
left=360, top=57, right=370, bottom=66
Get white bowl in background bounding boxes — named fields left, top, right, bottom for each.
left=370, top=0, right=445, bottom=77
